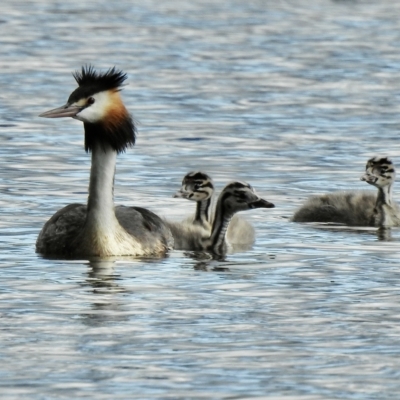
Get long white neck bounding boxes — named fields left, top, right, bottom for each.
left=76, top=140, right=149, bottom=257
left=85, top=142, right=119, bottom=232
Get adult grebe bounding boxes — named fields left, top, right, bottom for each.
left=36, top=66, right=173, bottom=257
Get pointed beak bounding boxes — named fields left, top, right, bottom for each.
left=173, top=190, right=188, bottom=199
left=39, top=104, right=82, bottom=118
left=361, top=173, right=376, bottom=184
left=250, top=198, right=275, bottom=209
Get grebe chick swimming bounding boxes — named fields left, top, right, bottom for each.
left=292, top=156, right=400, bottom=227
left=174, top=171, right=214, bottom=230
left=174, top=171, right=258, bottom=246
left=360, top=156, right=400, bottom=227
left=168, top=181, right=274, bottom=255
left=36, top=66, right=173, bottom=258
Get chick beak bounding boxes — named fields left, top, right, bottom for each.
left=250, top=198, right=275, bottom=209
left=173, top=190, right=189, bottom=199
left=360, top=173, right=377, bottom=184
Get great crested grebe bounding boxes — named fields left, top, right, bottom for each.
left=292, top=156, right=400, bottom=227
left=168, top=181, right=274, bottom=255
left=36, top=66, right=173, bottom=257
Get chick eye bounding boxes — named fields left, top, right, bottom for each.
left=87, top=97, right=95, bottom=105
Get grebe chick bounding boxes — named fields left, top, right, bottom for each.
left=360, top=156, right=400, bottom=227
left=168, top=181, right=274, bottom=255
left=36, top=66, right=173, bottom=258
left=174, top=171, right=214, bottom=230
left=174, top=171, right=258, bottom=247
left=292, top=156, right=400, bottom=227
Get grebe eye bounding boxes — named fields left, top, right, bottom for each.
left=87, top=97, right=95, bottom=105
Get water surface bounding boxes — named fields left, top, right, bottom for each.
left=2, top=0, right=400, bottom=398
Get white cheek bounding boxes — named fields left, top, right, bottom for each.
left=75, top=92, right=110, bottom=123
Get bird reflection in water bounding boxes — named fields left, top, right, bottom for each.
left=86, top=259, right=125, bottom=293
left=80, top=260, right=128, bottom=328
left=309, top=224, right=395, bottom=242
left=377, top=227, right=392, bottom=241
left=183, top=251, right=231, bottom=272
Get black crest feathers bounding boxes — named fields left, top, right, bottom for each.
left=73, top=66, right=127, bottom=89
left=68, top=66, right=127, bottom=103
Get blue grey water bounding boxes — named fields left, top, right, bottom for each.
left=1, top=0, right=400, bottom=398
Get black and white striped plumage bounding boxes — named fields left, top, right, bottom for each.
left=168, top=181, right=274, bottom=256
left=174, top=171, right=214, bottom=230
left=173, top=172, right=265, bottom=249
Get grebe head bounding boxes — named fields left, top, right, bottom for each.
left=174, top=171, right=214, bottom=201
left=39, top=66, right=136, bottom=153
left=361, top=156, right=395, bottom=189
left=218, top=181, right=275, bottom=213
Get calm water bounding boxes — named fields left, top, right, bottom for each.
left=2, top=0, right=400, bottom=398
